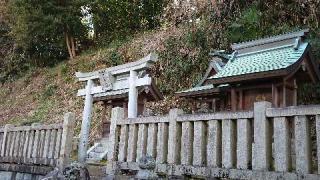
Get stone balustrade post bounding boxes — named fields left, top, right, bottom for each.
left=1, top=124, right=13, bottom=157
left=167, top=108, right=183, bottom=164
left=108, top=107, right=124, bottom=162
left=295, top=115, right=311, bottom=174
left=58, top=112, right=75, bottom=170
left=253, top=101, right=271, bottom=170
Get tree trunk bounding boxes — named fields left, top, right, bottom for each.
left=65, top=31, right=74, bottom=59
left=70, top=35, right=76, bottom=57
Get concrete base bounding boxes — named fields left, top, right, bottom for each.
left=106, top=162, right=320, bottom=180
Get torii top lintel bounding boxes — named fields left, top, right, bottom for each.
left=75, top=53, right=158, bottom=81
left=75, top=53, right=162, bottom=102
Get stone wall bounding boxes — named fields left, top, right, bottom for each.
left=106, top=102, right=320, bottom=179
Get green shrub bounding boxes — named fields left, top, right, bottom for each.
left=156, top=26, right=211, bottom=94
left=42, top=84, right=58, bottom=99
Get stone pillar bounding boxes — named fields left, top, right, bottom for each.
left=316, top=115, right=320, bottom=174
left=222, top=119, right=236, bottom=168
left=147, top=123, right=158, bottom=159
left=43, top=129, right=51, bottom=158
left=59, top=112, right=75, bottom=169
left=156, top=123, right=168, bottom=163
left=1, top=124, right=13, bottom=157
left=274, top=117, right=291, bottom=172
left=237, top=119, right=251, bottom=169
left=127, top=124, right=138, bottom=162
left=32, top=124, right=40, bottom=158
left=295, top=115, right=311, bottom=174
left=167, top=109, right=183, bottom=164
left=193, top=121, right=206, bottom=166
left=78, top=79, right=94, bottom=162
left=181, top=121, right=193, bottom=165
left=48, top=129, right=56, bottom=159
left=118, top=125, right=129, bottom=162
left=128, top=70, right=138, bottom=118
left=107, top=107, right=124, bottom=162
left=207, top=120, right=221, bottom=167
left=137, top=124, right=148, bottom=161
left=253, top=101, right=271, bottom=170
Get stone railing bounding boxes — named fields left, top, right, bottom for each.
left=106, top=102, right=320, bottom=179
left=0, top=113, right=75, bottom=178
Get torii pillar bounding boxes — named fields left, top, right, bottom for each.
left=128, top=70, right=138, bottom=118
left=78, top=79, right=94, bottom=162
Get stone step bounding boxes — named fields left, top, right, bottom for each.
left=87, top=158, right=102, bottom=163
left=88, top=151, right=102, bottom=158
left=94, top=146, right=107, bottom=153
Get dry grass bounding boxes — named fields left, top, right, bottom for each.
left=0, top=26, right=188, bottom=143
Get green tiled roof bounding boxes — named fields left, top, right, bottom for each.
left=209, top=42, right=308, bottom=79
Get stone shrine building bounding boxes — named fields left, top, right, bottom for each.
left=176, top=29, right=320, bottom=112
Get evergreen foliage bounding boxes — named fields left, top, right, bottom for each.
left=8, top=0, right=88, bottom=66
left=91, top=0, right=165, bottom=44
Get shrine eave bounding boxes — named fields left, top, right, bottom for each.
left=176, top=84, right=230, bottom=98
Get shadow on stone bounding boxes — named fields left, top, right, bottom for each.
left=135, top=155, right=158, bottom=180
left=42, top=162, right=90, bottom=180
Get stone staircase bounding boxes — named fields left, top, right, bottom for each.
left=87, top=137, right=109, bottom=162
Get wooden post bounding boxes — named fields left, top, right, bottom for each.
left=128, top=70, right=138, bottom=118
left=101, top=101, right=107, bottom=137
left=272, top=84, right=278, bottom=107
left=238, top=90, right=243, bottom=110
left=231, top=88, right=237, bottom=111
left=282, top=80, right=286, bottom=107
left=78, top=79, right=94, bottom=162
left=59, top=112, right=75, bottom=169
left=212, top=99, right=217, bottom=112
left=293, top=79, right=297, bottom=106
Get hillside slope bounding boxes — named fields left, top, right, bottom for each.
left=0, top=26, right=192, bottom=140
left=1, top=0, right=320, bottom=142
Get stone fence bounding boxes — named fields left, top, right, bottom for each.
left=0, top=112, right=75, bottom=179
left=106, top=101, right=320, bottom=179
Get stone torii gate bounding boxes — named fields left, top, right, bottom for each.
left=76, top=53, right=162, bottom=162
